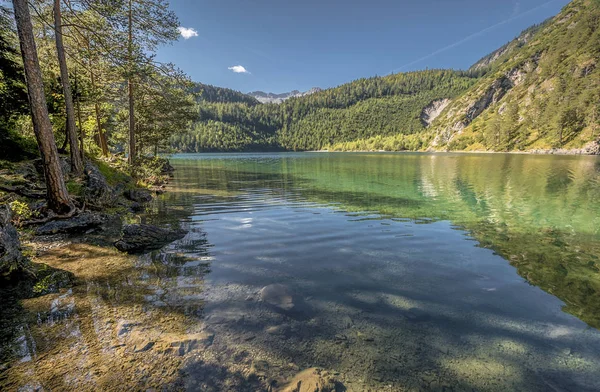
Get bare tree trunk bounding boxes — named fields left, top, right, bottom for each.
left=53, top=0, right=83, bottom=175
left=127, top=0, right=136, bottom=165
left=75, top=86, right=85, bottom=162
left=12, top=0, right=74, bottom=214
left=94, top=102, right=109, bottom=154
left=85, top=38, right=109, bottom=156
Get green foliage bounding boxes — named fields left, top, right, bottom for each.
left=66, top=180, right=84, bottom=196
left=8, top=200, right=33, bottom=225
left=0, top=6, right=35, bottom=161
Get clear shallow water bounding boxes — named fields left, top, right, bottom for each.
left=4, top=152, right=600, bottom=391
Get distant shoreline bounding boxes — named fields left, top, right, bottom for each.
left=171, top=146, right=600, bottom=156
left=309, top=148, right=600, bottom=156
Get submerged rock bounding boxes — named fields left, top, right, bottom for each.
left=114, top=224, right=187, bottom=253
left=259, top=284, right=295, bottom=310
left=160, top=332, right=214, bottom=356
left=31, top=263, right=75, bottom=296
left=84, top=162, right=115, bottom=208
left=35, top=212, right=106, bottom=235
left=278, top=368, right=342, bottom=392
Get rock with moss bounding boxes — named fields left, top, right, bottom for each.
left=0, top=206, right=27, bottom=276
left=84, top=162, right=116, bottom=208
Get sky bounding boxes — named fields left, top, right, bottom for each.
left=157, top=0, right=571, bottom=94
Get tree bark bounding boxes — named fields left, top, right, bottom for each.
left=75, top=85, right=85, bottom=162
left=53, top=0, right=83, bottom=175
left=127, top=0, right=136, bottom=165
left=12, top=0, right=74, bottom=214
left=85, top=37, right=109, bottom=156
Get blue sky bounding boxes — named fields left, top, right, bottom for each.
left=157, top=0, right=571, bottom=93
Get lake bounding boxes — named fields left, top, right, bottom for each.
left=3, top=152, right=600, bottom=391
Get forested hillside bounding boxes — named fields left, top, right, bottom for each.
left=171, top=70, right=479, bottom=151
left=174, top=0, right=600, bottom=154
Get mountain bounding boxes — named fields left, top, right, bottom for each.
left=248, top=88, right=322, bottom=104
left=173, top=0, right=600, bottom=154
left=427, top=0, right=600, bottom=153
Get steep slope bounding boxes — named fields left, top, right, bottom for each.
left=430, top=0, right=600, bottom=153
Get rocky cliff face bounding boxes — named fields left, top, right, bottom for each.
left=421, top=99, right=451, bottom=127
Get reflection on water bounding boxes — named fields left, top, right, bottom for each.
left=2, top=152, right=600, bottom=391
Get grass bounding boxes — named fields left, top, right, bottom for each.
left=93, top=159, right=133, bottom=188
left=66, top=180, right=84, bottom=197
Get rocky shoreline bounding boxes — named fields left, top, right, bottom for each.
left=1, top=157, right=349, bottom=392
left=0, top=156, right=185, bottom=325
left=317, top=140, right=600, bottom=155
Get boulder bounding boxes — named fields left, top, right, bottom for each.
left=114, top=224, right=186, bottom=253
left=124, top=189, right=153, bottom=203
left=259, top=284, right=295, bottom=311
left=35, top=212, right=106, bottom=235
left=0, top=206, right=26, bottom=275
left=84, top=163, right=115, bottom=208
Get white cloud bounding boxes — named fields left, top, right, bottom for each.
left=228, top=65, right=250, bottom=74
left=178, top=27, right=198, bottom=39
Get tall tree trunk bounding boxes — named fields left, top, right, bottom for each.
left=85, top=38, right=109, bottom=156
left=75, top=85, right=85, bottom=162
left=53, top=0, right=83, bottom=175
left=127, top=0, right=136, bottom=165
left=12, top=0, right=73, bottom=214
left=94, top=101, right=109, bottom=155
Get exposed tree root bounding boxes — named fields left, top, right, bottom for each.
left=22, top=203, right=85, bottom=226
